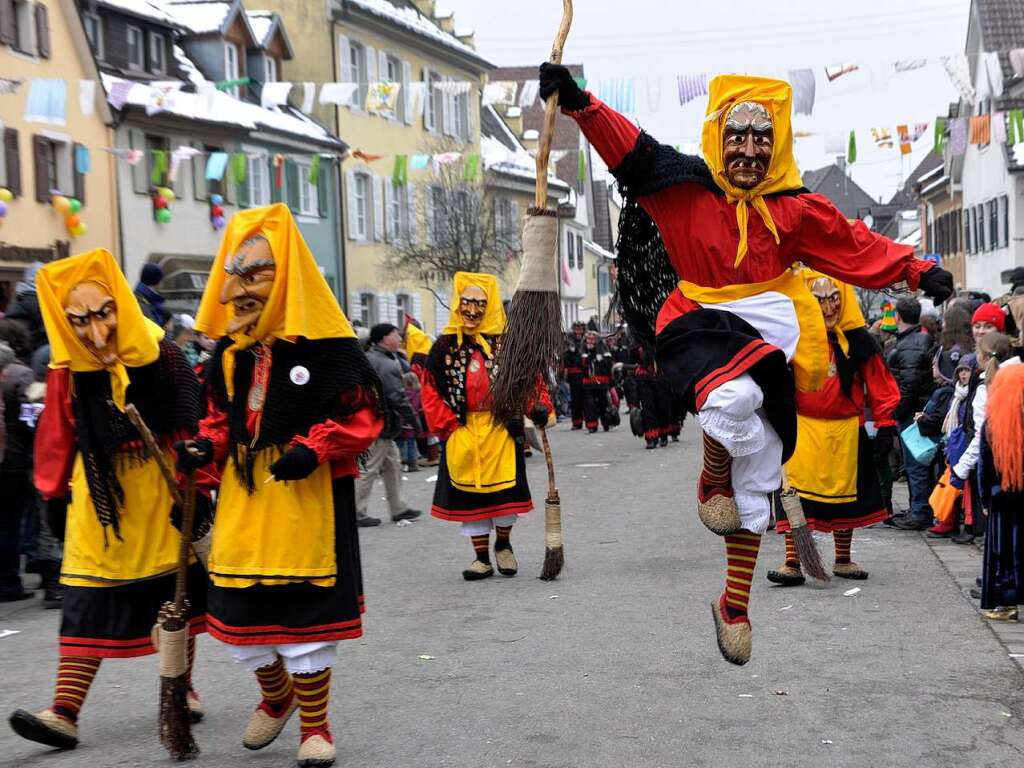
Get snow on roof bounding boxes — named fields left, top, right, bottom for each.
left=583, top=240, right=616, bottom=260
left=896, top=228, right=921, bottom=247
left=345, top=0, right=491, bottom=66
left=165, top=0, right=233, bottom=35
left=1015, top=142, right=1024, bottom=166
left=97, top=0, right=182, bottom=26
left=104, top=48, right=342, bottom=147
left=481, top=134, right=568, bottom=190
left=246, top=10, right=274, bottom=45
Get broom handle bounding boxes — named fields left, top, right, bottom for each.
left=535, top=0, right=574, bottom=209
left=539, top=426, right=559, bottom=501
left=174, top=475, right=196, bottom=612
left=125, top=404, right=184, bottom=507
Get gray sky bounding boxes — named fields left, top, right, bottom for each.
left=444, top=0, right=971, bottom=201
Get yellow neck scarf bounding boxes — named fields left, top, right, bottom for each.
left=442, top=272, right=506, bottom=358
left=36, top=249, right=163, bottom=409
left=194, top=204, right=355, bottom=397
left=701, top=75, right=804, bottom=268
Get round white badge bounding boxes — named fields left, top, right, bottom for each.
left=289, top=365, right=310, bottom=385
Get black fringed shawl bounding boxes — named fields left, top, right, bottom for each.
left=425, top=333, right=501, bottom=426
left=71, top=339, right=200, bottom=542
left=831, top=327, right=882, bottom=399
left=206, top=336, right=388, bottom=492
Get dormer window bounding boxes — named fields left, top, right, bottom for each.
left=126, top=25, right=144, bottom=71
left=224, top=42, right=240, bottom=96
left=149, top=32, right=166, bottom=74
left=83, top=13, right=103, bottom=61
left=264, top=56, right=277, bottom=83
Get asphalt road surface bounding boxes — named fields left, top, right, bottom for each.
left=3, top=418, right=1023, bottom=767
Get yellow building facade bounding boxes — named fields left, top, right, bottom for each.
left=0, top=0, right=117, bottom=307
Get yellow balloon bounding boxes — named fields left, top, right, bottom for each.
left=52, top=196, right=70, bottom=214
left=158, top=187, right=176, bottom=202
left=71, top=223, right=87, bottom=237
left=0, top=188, right=12, bottom=203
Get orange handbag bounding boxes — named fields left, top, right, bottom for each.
left=929, top=466, right=962, bottom=526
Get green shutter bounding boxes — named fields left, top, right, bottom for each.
left=285, top=160, right=299, bottom=211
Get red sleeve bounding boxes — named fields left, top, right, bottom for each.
left=33, top=368, right=76, bottom=500
left=861, top=353, right=900, bottom=428
left=793, top=194, right=933, bottom=290
left=566, top=94, right=640, bottom=172
left=292, top=387, right=384, bottom=463
left=195, top=395, right=231, bottom=464
left=421, top=372, right=459, bottom=441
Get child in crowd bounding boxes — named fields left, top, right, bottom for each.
left=401, top=372, right=424, bottom=472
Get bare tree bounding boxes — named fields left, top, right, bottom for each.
left=380, top=140, right=519, bottom=305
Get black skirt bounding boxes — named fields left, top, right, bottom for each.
left=207, top=477, right=365, bottom=646
left=776, top=428, right=886, bottom=534
left=430, top=442, right=533, bottom=523
left=59, top=563, right=208, bottom=658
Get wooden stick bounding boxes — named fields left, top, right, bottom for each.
left=124, top=404, right=183, bottom=507
left=174, top=475, right=196, bottom=612
left=535, top=0, right=574, bottom=209
left=539, top=425, right=558, bottom=503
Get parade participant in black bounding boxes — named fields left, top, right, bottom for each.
left=562, top=321, right=586, bottom=429
left=580, top=330, right=614, bottom=433
left=627, top=331, right=667, bottom=449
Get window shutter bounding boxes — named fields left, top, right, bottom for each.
left=32, top=135, right=49, bottom=202
left=441, top=78, right=451, bottom=136
left=192, top=142, right=208, bottom=201
left=364, top=45, right=376, bottom=111
left=383, top=180, right=393, bottom=242
left=425, top=185, right=435, bottom=245
left=412, top=293, right=422, bottom=321
left=406, top=182, right=417, bottom=242
left=423, top=68, right=434, bottom=131
left=237, top=157, right=250, bottom=208
left=401, top=60, right=412, bottom=124
left=285, top=159, right=300, bottom=211
left=128, top=129, right=147, bottom=194
left=4, top=128, right=21, bottom=197
left=348, top=291, right=362, bottom=319
left=318, top=158, right=329, bottom=218
left=510, top=200, right=520, bottom=249
left=73, top=142, right=86, bottom=205
left=345, top=170, right=358, bottom=240
left=371, top=175, right=383, bottom=241
left=35, top=3, right=50, bottom=58
left=0, top=0, right=15, bottom=46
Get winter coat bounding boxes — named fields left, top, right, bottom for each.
left=886, top=327, right=935, bottom=423
left=367, top=344, right=415, bottom=440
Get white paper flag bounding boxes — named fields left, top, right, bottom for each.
left=261, top=81, right=292, bottom=109
left=301, top=82, right=315, bottom=114
left=405, top=82, right=427, bottom=118
left=318, top=82, right=359, bottom=106
left=78, top=79, right=96, bottom=117
left=518, top=80, right=539, bottom=108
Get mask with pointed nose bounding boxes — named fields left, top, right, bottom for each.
left=64, top=281, right=119, bottom=366
left=219, top=234, right=276, bottom=335
left=458, top=284, right=487, bottom=332
left=809, top=276, right=842, bottom=330
left=722, top=101, right=774, bottom=190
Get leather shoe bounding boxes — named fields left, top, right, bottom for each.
left=951, top=531, right=976, bottom=544
left=357, top=516, right=381, bottom=528
left=893, top=518, right=930, bottom=531
left=392, top=509, right=421, bottom=522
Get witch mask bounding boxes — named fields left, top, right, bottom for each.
left=722, top=101, right=774, bottom=190
left=458, top=284, right=488, bottom=332
left=809, top=276, right=842, bottom=330
left=220, top=234, right=276, bottom=335
left=64, top=281, right=119, bottom=366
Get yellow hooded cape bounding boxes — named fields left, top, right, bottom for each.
left=701, top=75, right=803, bottom=267
left=194, top=203, right=354, bottom=396
left=442, top=271, right=506, bottom=357
left=404, top=321, right=433, bottom=359
left=36, top=248, right=163, bottom=409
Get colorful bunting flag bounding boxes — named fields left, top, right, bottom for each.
left=231, top=153, right=247, bottom=185
left=847, top=130, right=857, bottom=163
left=392, top=154, right=408, bottom=186
left=308, top=154, right=321, bottom=186
left=897, top=124, right=912, bottom=155
left=150, top=150, right=168, bottom=185
left=933, top=118, right=947, bottom=155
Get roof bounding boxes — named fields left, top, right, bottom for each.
left=96, top=0, right=184, bottom=26
left=801, top=162, right=877, bottom=219
left=887, top=152, right=943, bottom=209
left=246, top=10, right=293, bottom=58
left=480, top=104, right=518, bottom=152
left=583, top=239, right=615, bottom=261
left=973, top=0, right=1024, bottom=84
left=340, top=0, right=493, bottom=70
left=166, top=0, right=256, bottom=44
left=480, top=106, right=568, bottom=193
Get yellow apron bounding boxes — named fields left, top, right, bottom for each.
left=786, top=413, right=859, bottom=503
left=62, top=451, right=181, bottom=587
left=209, top=448, right=336, bottom=588
left=680, top=267, right=829, bottom=393
left=445, top=411, right=517, bottom=493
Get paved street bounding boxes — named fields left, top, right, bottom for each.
left=3, top=418, right=1024, bottom=768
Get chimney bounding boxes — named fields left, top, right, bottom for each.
left=521, top=128, right=539, bottom=153
left=836, top=156, right=847, bottom=173
left=502, top=106, right=523, bottom=137
left=455, top=29, right=475, bottom=49
left=411, top=0, right=435, bottom=16
left=433, top=8, right=455, bottom=33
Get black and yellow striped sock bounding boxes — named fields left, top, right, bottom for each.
left=834, top=529, right=853, bottom=564
left=293, top=668, right=332, bottom=740
left=52, top=656, right=101, bottom=722
left=254, top=656, right=293, bottom=715
left=494, top=525, right=513, bottom=551
left=784, top=532, right=800, bottom=569
left=471, top=534, right=491, bottom=564
left=700, top=433, right=731, bottom=497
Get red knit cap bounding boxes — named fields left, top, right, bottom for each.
left=972, top=303, right=1005, bottom=332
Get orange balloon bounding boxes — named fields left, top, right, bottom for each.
left=53, top=196, right=71, bottom=214
left=65, top=214, right=81, bottom=229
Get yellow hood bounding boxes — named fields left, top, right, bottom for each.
left=404, top=321, right=433, bottom=359
left=442, top=271, right=505, bottom=357
left=801, top=267, right=866, bottom=356
left=36, top=248, right=163, bottom=410
left=701, top=75, right=803, bottom=268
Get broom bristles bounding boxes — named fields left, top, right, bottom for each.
left=791, top=525, right=829, bottom=582
left=160, top=674, right=198, bottom=760
left=539, top=546, right=564, bottom=581
left=491, top=290, right=563, bottom=424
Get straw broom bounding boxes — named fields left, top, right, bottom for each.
left=125, top=405, right=199, bottom=760
left=779, top=475, right=829, bottom=582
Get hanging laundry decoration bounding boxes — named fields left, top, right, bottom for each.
left=260, top=81, right=292, bottom=109
left=24, top=78, right=67, bottom=125
left=787, top=69, right=816, bottom=115
left=1010, top=49, right=1024, bottom=79
left=352, top=150, right=385, bottom=163
left=578, top=149, right=586, bottom=183
left=392, top=154, right=408, bottom=186
left=897, top=125, right=912, bottom=155
left=319, top=83, right=360, bottom=106
left=79, top=80, right=96, bottom=117
left=872, top=128, right=894, bottom=149
left=992, top=111, right=1007, bottom=144
left=482, top=81, right=517, bottom=107
left=847, top=130, right=857, bottom=164
left=518, top=80, right=539, bottom=108
left=301, top=82, right=315, bottom=114
left=0, top=77, right=23, bottom=95
left=940, top=55, right=976, bottom=103
left=366, top=82, right=401, bottom=114
left=409, top=154, right=430, bottom=171
left=911, top=122, right=929, bottom=142
left=75, top=145, right=91, bottom=175
left=1008, top=109, right=1024, bottom=145
left=462, top=153, right=480, bottom=182
left=231, top=152, right=247, bottom=185
left=893, top=60, right=926, bottom=73
left=676, top=73, right=708, bottom=105
left=150, top=150, right=168, bottom=186
left=949, top=118, right=968, bottom=156
left=274, top=154, right=285, bottom=188
left=969, top=114, right=991, bottom=145
left=978, top=51, right=1004, bottom=99
left=308, top=154, right=321, bottom=186
left=205, top=152, right=229, bottom=181
left=145, top=82, right=182, bottom=116
left=933, top=118, right=947, bottom=154
left=215, top=77, right=252, bottom=92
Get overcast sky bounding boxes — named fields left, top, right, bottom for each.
left=444, top=0, right=971, bottom=201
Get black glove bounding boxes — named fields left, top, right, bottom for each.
left=949, top=469, right=966, bottom=491
left=538, top=62, right=590, bottom=111
left=174, top=439, right=213, bottom=473
left=269, top=444, right=320, bottom=481
left=505, top=418, right=525, bottom=441
left=170, top=493, right=214, bottom=542
left=918, top=266, right=954, bottom=305
left=873, top=425, right=896, bottom=463
left=529, top=405, right=550, bottom=429
left=46, top=497, right=69, bottom=540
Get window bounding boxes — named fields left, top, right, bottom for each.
left=247, top=154, right=270, bottom=206
left=359, top=292, right=376, bottom=327
left=353, top=172, right=369, bottom=239
left=425, top=70, right=442, bottom=132
left=988, top=200, right=998, bottom=250
left=296, top=160, right=318, bottom=216
left=1000, top=195, right=1009, bottom=248
left=83, top=13, right=103, bottom=60
left=126, top=26, right=144, bottom=71
left=396, top=293, right=411, bottom=327
left=224, top=43, right=240, bottom=96
left=964, top=213, right=971, bottom=255
left=349, top=41, right=365, bottom=108
left=264, top=56, right=277, bottom=83
left=2, top=128, right=21, bottom=197
left=386, top=181, right=407, bottom=241
left=456, top=88, right=470, bottom=141
left=384, top=55, right=403, bottom=121
left=495, top=196, right=517, bottom=245
left=566, top=231, right=574, bottom=268
left=149, top=32, right=166, bottom=74
left=32, top=133, right=71, bottom=202
left=576, top=234, right=584, bottom=269
left=976, top=204, right=985, bottom=251
left=430, top=185, right=445, bottom=243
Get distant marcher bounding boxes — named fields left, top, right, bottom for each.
left=133, top=262, right=168, bottom=327
left=5, top=262, right=47, bottom=350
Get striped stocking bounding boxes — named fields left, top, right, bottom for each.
left=293, top=668, right=332, bottom=741
left=724, top=532, right=761, bottom=621
left=784, top=532, right=800, bottom=569
left=494, top=525, right=513, bottom=551
left=52, top=656, right=101, bottom=722
left=834, top=529, right=853, bottom=564
left=470, top=534, right=491, bottom=564
left=700, top=432, right=732, bottom=500
left=254, top=656, right=294, bottom=715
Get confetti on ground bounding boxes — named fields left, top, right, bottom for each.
left=0, top=629, right=20, bottom=640
left=738, top=694, right=753, bottom=698
left=426, top=475, right=438, bottom=483
left=779, top=605, right=793, bottom=611
left=774, top=690, right=788, bottom=696
left=395, top=520, right=413, bottom=527
left=548, top=595, right=559, bottom=599
left=418, top=655, right=434, bottom=660
left=821, top=740, right=834, bottom=745
left=843, top=587, right=861, bottom=596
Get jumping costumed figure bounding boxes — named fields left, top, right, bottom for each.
left=423, top=272, right=551, bottom=581
left=176, top=204, right=385, bottom=767
left=768, top=272, right=899, bottom=586
left=539, top=64, right=953, bottom=664
left=562, top=320, right=586, bottom=429
left=9, top=249, right=208, bottom=750
left=580, top=329, right=614, bottom=433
